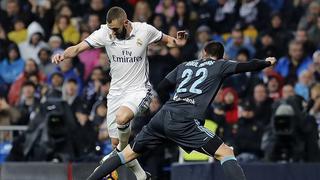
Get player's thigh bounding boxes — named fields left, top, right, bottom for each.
left=194, top=135, right=225, bottom=158
left=122, top=89, right=152, bottom=118
left=131, top=110, right=167, bottom=154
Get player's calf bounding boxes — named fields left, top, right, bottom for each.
left=215, top=144, right=246, bottom=180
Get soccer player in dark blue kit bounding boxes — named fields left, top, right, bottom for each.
left=87, top=41, right=276, bottom=180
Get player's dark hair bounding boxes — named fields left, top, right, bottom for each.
left=204, top=41, right=224, bottom=59
left=106, top=7, right=127, bottom=23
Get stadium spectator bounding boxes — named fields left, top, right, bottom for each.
left=85, top=0, right=108, bottom=23
left=8, top=59, right=46, bottom=106
left=225, top=27, right=256, bottom=59
left=78, top=29, right=101, bottom=81
left=210, top=0, right=237, bottom=34
left=50, top=56, right=83, bottom=94
left=220, top=87, right=239, bottom=125
left=0, top=43, right=24, bottom=87
left=38, top=48, right=55, bottom=76
left=155, top=0, right=175, bottom=23
left=48, top=34, right=64, bottom=53
left=274, top=40, right=313, bottom=83
left=189, top=0, right=212, bottom=26
left=87, top=13, right=101, bottom=33
left=281, top=83, right=296, bottom=100
left=132, top=0, right=152, bottom=22
left=266, top=12, right=292, bottom=57
left=295, top=28, right=316, bottom=56
left=18, top=21, right=49, bottom=64
left=62, top=78, right=82, bottom=115
left=15, top=81, right=40, bottom=125
left=237, top=0, right=271, bottom=31
left=52, top=15, right=80, bottom=45
left=267, top=74, right=283, bottom=101
left=45, top=72, right=64, bottom=98
left=224, top=49, right=261, bottom=99
left=311, top=50, right=320, bottom=81
left=149, top=13, right=168, bottom=33
left=83, top=67, right=105, bottom=111
left=7, top=18, right=27, bottom=44
left=171, top=0, right=190, bottom=30
left=294, top=70, right=314, bottom=101
left=309, top=83, right=320, bottom=122
left=251, top=83, right=273, bottom=126
left=194, top=25, right=212, bottom=58
left=308, top=16, right=320, bottom=49
left=234, top=100, right=263, bottom=161
left=255, top=31, right=279, bottom=59
left=298, top=1, right=320, bottom=31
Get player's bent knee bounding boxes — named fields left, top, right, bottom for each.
left=217, top=143, right=234, bottom=157
left=115, top=114, right=131, bottom=125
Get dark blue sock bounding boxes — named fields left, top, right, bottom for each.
left=221, top=156, right=246, bottom=180
left=87, top=153, right=126, bottom=180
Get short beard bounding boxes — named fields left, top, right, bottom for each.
left=115, top=28, right=127, bottom=40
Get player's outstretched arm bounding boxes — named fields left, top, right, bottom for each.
left=51, top=41, right=91, bottom=64
left=161, top=31, right=188, bottom=48
left=234, top=57, right=276, bottom=73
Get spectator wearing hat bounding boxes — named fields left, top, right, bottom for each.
left=194, top=25, right=212, bottom=58
left=18, top=21, right=49, bottom=64
left=233, top=100, right=263, bottom=161
left=48, top=34, right=64, bottom=54
left=267, top=74, right=284, bottom=101
left=0, top=43, right=25, bottom=87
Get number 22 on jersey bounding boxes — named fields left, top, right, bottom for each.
left=176, top=68, right=208, bottom=94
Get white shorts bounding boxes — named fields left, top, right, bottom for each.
left=106, top=89, right=152, bottom=138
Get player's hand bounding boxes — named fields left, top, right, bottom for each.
left=265, top=57, right=276, bottom=66
left=52, top=54, right=65, bottom=64
left=175, top=31, right=188, bottom=47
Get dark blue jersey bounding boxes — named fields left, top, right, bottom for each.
left=163, top=59, right=239, bottom=120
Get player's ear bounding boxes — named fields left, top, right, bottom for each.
left=123, top=19, right=129, bottom=26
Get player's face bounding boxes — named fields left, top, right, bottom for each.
left=108, top=19, right=127, bottom=40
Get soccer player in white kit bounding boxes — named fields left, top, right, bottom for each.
left=52, top=6, right=187, bottom=180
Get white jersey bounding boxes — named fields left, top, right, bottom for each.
left=85, top=22, right=162, bottom=93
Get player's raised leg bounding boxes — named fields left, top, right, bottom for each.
left=87, top=145, right=139, bottom=180
left=196, top=137, right=246, bottom=180
left=115, top=106, right=148, bottom=180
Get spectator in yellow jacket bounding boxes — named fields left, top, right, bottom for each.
left=8, top=19, right=27, bottom=44
left=52, top=15, right=80, bottom=45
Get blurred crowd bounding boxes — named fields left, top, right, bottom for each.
left=1, top=0, right=320, bottom=178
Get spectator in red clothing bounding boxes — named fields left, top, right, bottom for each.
left=267, top=74, right=283, bottom=101
left=220, top=87, right=239, bottom=124
left=8, top=59, right=46, bottom=106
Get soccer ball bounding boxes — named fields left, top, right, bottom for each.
left=103, top=171, right=118, bottom=180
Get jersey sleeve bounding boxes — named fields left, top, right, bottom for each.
left=165, top=66, right=178, bottom=84
left=144, top=23, right=163, bottom=44
left=219, top=60, right=239, bottom=77
left=84, top=26, right=106, bottom=48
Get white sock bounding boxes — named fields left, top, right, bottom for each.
left=126, top=159, right=147, bottom=180
left=117, top=123, right=131, bottom=150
